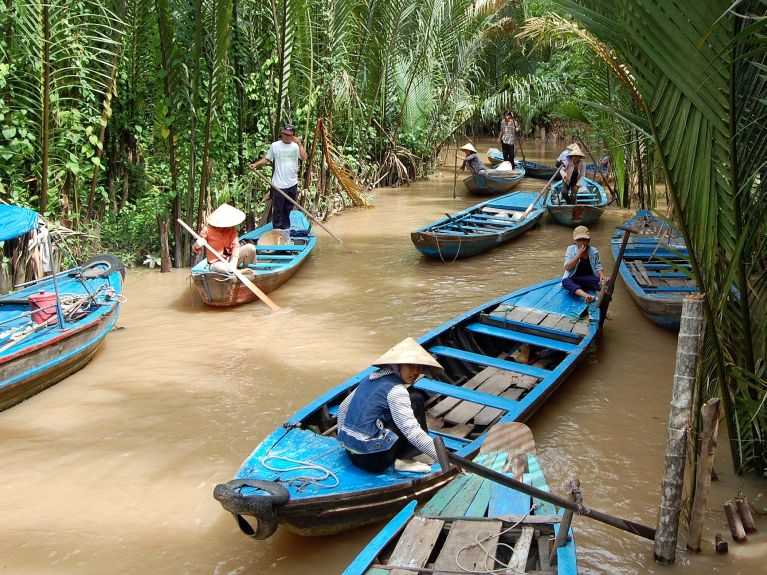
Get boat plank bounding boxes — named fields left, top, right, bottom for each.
left=473, top=387, right=525, bottom=427
left=429, top=346, right=552, bottom=380
left=428, top=362, right=504, bottom=418
left=387, top=516, right=444, bottom=573
left=508, top=526, right=535, bottom=572
left=444, top=369, right=520, bottom=425
left=431, top=520, right=502, bottom=574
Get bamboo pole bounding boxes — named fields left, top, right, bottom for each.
left=686, top=398, right=721, bottom=552
left=550, top=479, right=579, bottom=567
left=654, top=293, right=705, bottom=565
left=724, top=501, right=747, bottom=543
left=736, top=499, right=757, bottom=534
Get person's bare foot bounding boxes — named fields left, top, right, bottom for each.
left=584, top=294, right=596, bottom=304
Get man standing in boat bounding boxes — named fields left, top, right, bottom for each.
left=498, top=110, right=518, bottom=164
left=562, top=225, right=607, bottom=304
left=192, top=204, right=256, bottom=275
left=249, top=124, right=308, bottom=232
left=336, top=338, right=443, bottom=474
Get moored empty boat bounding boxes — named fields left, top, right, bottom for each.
left=411, top=190, right=546, bottom=260
left=0, top=204, right=125, bottom=411
left=342, top=422, right=576, bottom=575
left=190, top=211, right=316, bottom=306
left=464, top=163, right=526, bottom=196
left=613, top=211, right=696, bottom=330
left=212, top=278, right=601, bottom=540
left=547, top=178, right=609, bottom=227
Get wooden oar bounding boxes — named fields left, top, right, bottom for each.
left=251, top=171, right=343, bottom=244
left=433, top=436, right=656, bottom=542
left=576, top=136, right=616, bottom=200
left=176, top=219, right=281, bottom=312
left=520, top=169, right=559, bottom=220
left=598, top=225, right=638, bottom=327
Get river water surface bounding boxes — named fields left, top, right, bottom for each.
left=1, top=143, right=764, bottom=574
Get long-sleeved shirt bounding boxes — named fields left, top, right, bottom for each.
left=461, top=153, right=487, bottom=175
left=559, top=156, right=586, bottom=186
left=337, top=369, right=438, bottom=461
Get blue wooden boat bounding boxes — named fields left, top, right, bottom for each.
left=0, top=205, right=125, bottom=411
left=410, top=191, right=546, bottom=260
left=213, top=278, right=600, bottom=539
left=464, top=164, right=526, bottom=196
left=343, top=422, right=576, bottom=575
left=613, top=211, right=696, bottom=330
left=190, top=211, right=316, bottom=306
left=487, top=149, right=558, bottom=180
left=547, top=178, right=608, bottom=227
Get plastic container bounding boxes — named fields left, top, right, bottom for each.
left=28, top=291, right=57, bottom=324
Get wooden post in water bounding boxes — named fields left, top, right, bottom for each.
left=736, top=499, right=757, bottom=534
left=686, top=398, right=720, bottom=552
left=723, top=501, right=747, bottom=542
left=550, top=478, right=579, bottom=567
left=654, top=294, right=705, bottom=565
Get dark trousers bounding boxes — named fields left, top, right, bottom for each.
left=348, top=389, right=428, bottom=473
left=272, top=184, right=297, bottom=230
left=563, top=168, right=580, bottom=205
left=563, top=274, right=601, bottom=295
left=501, top=143, right=515, bottom=164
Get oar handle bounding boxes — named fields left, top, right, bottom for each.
left=597, top=225, right=639, bottom=327
left=522, top=169, right=559, bottom=218
left=176, top=219, right=281, bottom=312
left=251, top=171, right=344, bottom=244
left=434, top=437, right=656, bottom=541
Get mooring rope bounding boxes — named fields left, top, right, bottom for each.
left=262, top=453, right=340, bottom=493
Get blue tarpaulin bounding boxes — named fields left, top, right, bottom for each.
left=0, top=204, right=39, bottom=241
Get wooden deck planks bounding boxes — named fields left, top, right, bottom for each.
left=443, top=369, right=520, bottom=425
left=427, top=365, right=497, bottom=418
left=508, top=526, right=535, bottom=572
left=386, top=516, right=445, bottom=575
left=431, top=520, right=503, bottom=574
left=473, top=387, right=525, bottom=426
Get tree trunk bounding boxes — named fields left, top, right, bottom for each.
left=157, top=214, right=172, bottom=273
left=39, top=5, right=51, bottom=214
left=686, top=398, right=720, bottom=552
left=654, top=294, right=705, bottom=565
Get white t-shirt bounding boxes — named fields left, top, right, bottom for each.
left=265, top=140, right=300, bottom=189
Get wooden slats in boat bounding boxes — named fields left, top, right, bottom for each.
left=546, top=177, right=609, bottom=227
left=190, top=211, right=317, bottom=306
left=613, top=210, right=697, bottom=330
left=411, top=191, right=546, bottom=260
left=213, top=279, right=600, bottom=541
left=343, top=423, right=577, bottom=575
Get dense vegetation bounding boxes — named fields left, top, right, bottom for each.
left=1, top=0, right=765, bottom=474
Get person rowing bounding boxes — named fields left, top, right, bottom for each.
left=336, top=337, right=444, bottom=474
left=192, top=204, right=256, bottom=276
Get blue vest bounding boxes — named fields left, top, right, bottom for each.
left=337, top=374, right=401, bottom=454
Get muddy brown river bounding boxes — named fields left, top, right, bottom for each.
left=1, top=143, right=764, bottom=574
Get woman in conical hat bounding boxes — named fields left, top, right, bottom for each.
left=458, top=142, right=487, bottom=175
left=192, top=203, right=256, bottom=276
left=559, top=144, right=587, bottom=205
left=336, top=338, right=444, bottom=474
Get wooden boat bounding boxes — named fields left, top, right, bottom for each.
left=547, top=178, right=608, bottom=227
left=411, top=191, right=546, bottom=260
left=213, top=278, right=600, bottom=540
left=464, top=164, right=526, bottom=196
left=343, top=422, right=576, bottom=575
left=487, top=149, right=558, bottom=180
left=190, top=211, right=316, bottom=306
left=613, top=210, right=696, bottom=330
left=0, top=206, right=125, bottom=411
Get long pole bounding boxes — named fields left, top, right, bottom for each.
left=576, top=135, right=616, bottom=199
left=521, top=169, right=559, bottom=219
left=251, top=171, right=343, bottom=244
left=598, top=225, right=638, bottom=327
left=176, top=219, right=281, bottom=312
left=46, top=235, right=66, bottom=329
left=433, top=437, right=656, bottom=541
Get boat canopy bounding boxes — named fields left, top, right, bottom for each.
left=0, top=204, right=38, bottom=241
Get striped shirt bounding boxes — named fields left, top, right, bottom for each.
left=500, top=120, right=516, bottom=145
left=337, top=368, right=438, bottom=461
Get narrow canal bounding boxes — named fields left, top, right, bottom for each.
left=0, top=143, right=763, bottom=574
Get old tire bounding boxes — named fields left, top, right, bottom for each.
left=213, top=480, right=289, bottom=540
left=80, top=254, right=126, bottom=280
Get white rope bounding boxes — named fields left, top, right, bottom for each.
left=261, top=454, right=340, bottom=493
left=454, top=503, right=539, bottom=574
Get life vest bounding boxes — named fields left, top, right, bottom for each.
left=337, top=374, right=401, bottom=454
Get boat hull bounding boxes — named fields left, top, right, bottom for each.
left=547, top=178, right=608, bottom=227
left=214, top=279, right=600, bottom=540
left=0, top=306, right=118, bottom=410
left=548, top=204, right=605, bottom=226
left=487, top=151, right=557, bottom=179
left=463, top=170, right=525, bottom=196
left=190, top=212, right=316, bottom=307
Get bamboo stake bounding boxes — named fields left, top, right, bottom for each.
left=723, top=501, right=747, bottom=543
left=686, top=398, right=721, bottom=552
left=654, top=294, right=705, bottom=565
left=736, top=499, right=757, bottom=534
left=550, top=479, right=579, bottom=567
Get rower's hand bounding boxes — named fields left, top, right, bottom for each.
left=249, top=162, right=259, bottom=170
left=195, top=237, right=206, bottom=248
left=228, top=262, right=238, bottom=274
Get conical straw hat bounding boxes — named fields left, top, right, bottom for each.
left=372, top=337, right=444, bottom=371
left=459, top=143, right=477, bottom=154
left=566, top=143, right=578, bottom=150
left=207, top=204, right=245, bottom=227
left=568, top=144, right=586, bottom=157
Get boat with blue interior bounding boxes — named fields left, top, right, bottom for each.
left=213, top=278, right=601, bottom=540
left=0, top=204, right=125, bottom=411
left=547, top=178, right=608, bottom=227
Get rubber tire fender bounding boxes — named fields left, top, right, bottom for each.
left=213, top=480, right=290, bottom=540
left=80, top=254, right=126, bottom=280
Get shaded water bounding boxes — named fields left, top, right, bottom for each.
left=1, top=142, right=764, bottom=574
